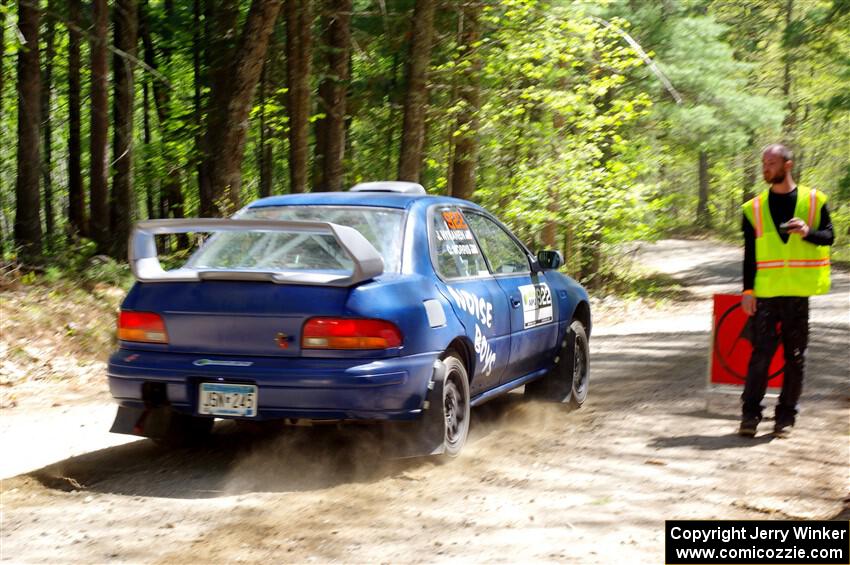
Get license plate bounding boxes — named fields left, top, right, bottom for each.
left=198, top=383, right=258, bottom=417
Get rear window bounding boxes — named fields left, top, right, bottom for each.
left=187, top=206, right=405, bottom=273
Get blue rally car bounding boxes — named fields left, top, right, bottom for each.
left=108, top=182, right=591, bottom=456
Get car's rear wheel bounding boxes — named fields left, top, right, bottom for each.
left=442, top=353, right=470, bottom=457
left=525, top=319, right=589, bottom=407
left=152, top=411, right=214, bottom=448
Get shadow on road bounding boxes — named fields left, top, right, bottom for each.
left=668, top=259, right=740, bottom=290
left=649, top=433, right=775, bottom=450
left=28, top=426, right=420, bottom=499
left=674, top=409, right=740, bottom=422
left=26, top=395, right=526, bottom=500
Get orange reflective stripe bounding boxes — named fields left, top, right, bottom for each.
left=757, top=258, right=831, bottom=270
left=808, top=189, right=817, bottom=228
left=753, top=196, right=763, bottom=237
left=788, top=259, right=830, bottom=268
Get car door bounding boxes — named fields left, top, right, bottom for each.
left=464, top=211, right=558, bottom=384
left=429, top=206, right=511, bottom=395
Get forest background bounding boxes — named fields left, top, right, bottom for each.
left=2, top=0, right=849, bottom=289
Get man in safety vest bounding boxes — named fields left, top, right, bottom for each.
left=738, top=144, right=834, bottom=438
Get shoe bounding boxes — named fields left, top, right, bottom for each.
left=738, top=418, right=758, bottom=437
left=773, top=421, right=793, bottom=438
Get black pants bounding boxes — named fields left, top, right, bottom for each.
left=742, top=297, right=809, bottom=424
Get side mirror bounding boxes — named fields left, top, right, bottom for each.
left=537, top=250, right=563, bottom=270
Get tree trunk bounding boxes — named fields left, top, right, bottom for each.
left=544, top=114, right=564, bottom=250
left=140, top=0, right=184, bottom=221
left=397, top=0, right=435, bottom=183
left=541, top=201, right=557, bottom=248
left=162, top=0, right=184, bottom=220
left=579, top=231, right=603, bottom=286
left=142, top=74, right=155, bottom=218
left=384, top=52, right=399, bottom=178
left=578, top=86, right=616, bottom=282
left=448, top=5, right=481, bottom=201
left=313, top=0, right=351, bottom=192
left=285, top=0, right=313, bottom=193
left=741, top=132, right=757, bottom=203
left=203, top=0, right=283, bottom=212
left=41, top=0, right=56, bottom=243
left=258, top=61, right=273, bottom=198
left=110, top=0, right=138, bottom=259
left=193, top=0, right=211, bottom=215
left=795, top=100, right=810, bottom=183
left=562, top=225, right=575, bottom=277
left=795, top=148, right=805, bottom=184
left=781, top=0, right=796, bottom=140
left=199, top=0, right=238, bottom=215
left=89, top=0, right=110, bottom=252
left=0, top=0, right=5, bottom=117
left=15, top=0, right=43, bottom=263
left=543, top=62, right=571, bottom=250
left=67, top=0, right=86, bottom=236
left=697, top=150, right=710, bottom=227
left=0, top=0, right=5, bottom=252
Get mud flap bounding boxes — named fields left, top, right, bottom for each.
left=110, top=406, right=147, bottom=436
left=380, top=359, right=447, bottom=458
left=110, top=405, right=203, bottom=440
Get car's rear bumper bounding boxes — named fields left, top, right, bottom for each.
left=107, top=349, right=441, bottom=421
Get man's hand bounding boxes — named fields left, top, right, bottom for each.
left=783, top=217, right=810, bottom=237
left=741, top=293, right=757, bottom=316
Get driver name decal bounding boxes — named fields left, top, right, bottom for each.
left=436, top=227, right=479, bottom=256
left=519, top=283, right=553, bottom=328
left=436, top=229, right=474, bottom=241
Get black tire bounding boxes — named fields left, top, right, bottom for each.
left=234, top=418, right=286, bottom=436
left=441, top=353, right=471, bottom=457
left=567, top=320, right=590, bottom=408
left=525, top=319, right=589, bottom=408
left=152, top=412, right=214, bottom=448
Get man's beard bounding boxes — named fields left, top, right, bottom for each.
left=767, top=172, right=785, bottom=184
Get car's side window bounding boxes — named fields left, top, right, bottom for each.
left=465, top=212, right=530, bottom=275
left=430, top=207, right=490, bottom=279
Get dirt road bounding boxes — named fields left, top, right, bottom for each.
left=2, top=239, right=848, bottom=564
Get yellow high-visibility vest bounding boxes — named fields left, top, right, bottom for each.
left=742, top=186, right=830, bottom=297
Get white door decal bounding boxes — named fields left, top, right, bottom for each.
left=518, top=283, right=553, bottom=328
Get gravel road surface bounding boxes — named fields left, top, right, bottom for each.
left=2, top=239, right=848, bottom=564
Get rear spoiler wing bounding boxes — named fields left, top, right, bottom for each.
left=129, top=218, right=384, bottom=287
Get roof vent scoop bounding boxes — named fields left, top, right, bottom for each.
left=349, top=181, right=426, bottom=195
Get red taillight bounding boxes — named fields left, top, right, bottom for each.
left=118, top=311, right=169, bottom=344
left=302, top=318, right=403, bottom=350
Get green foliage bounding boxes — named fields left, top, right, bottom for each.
left=838, top=165, right=850, bottom=202
left=460, top=2, right=658, bottom=269
left=46, top=238, right=133, bottom=289
left=604, top=268, right=691, bottom=303
left=81, top=255, right=133, bottom=289
left=1, top=0, right=848, bottom=293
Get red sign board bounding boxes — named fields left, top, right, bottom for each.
left=710, top=294, right=784, bottom=388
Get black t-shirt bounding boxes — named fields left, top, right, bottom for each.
left=742, top=188, right=834, bottom=291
